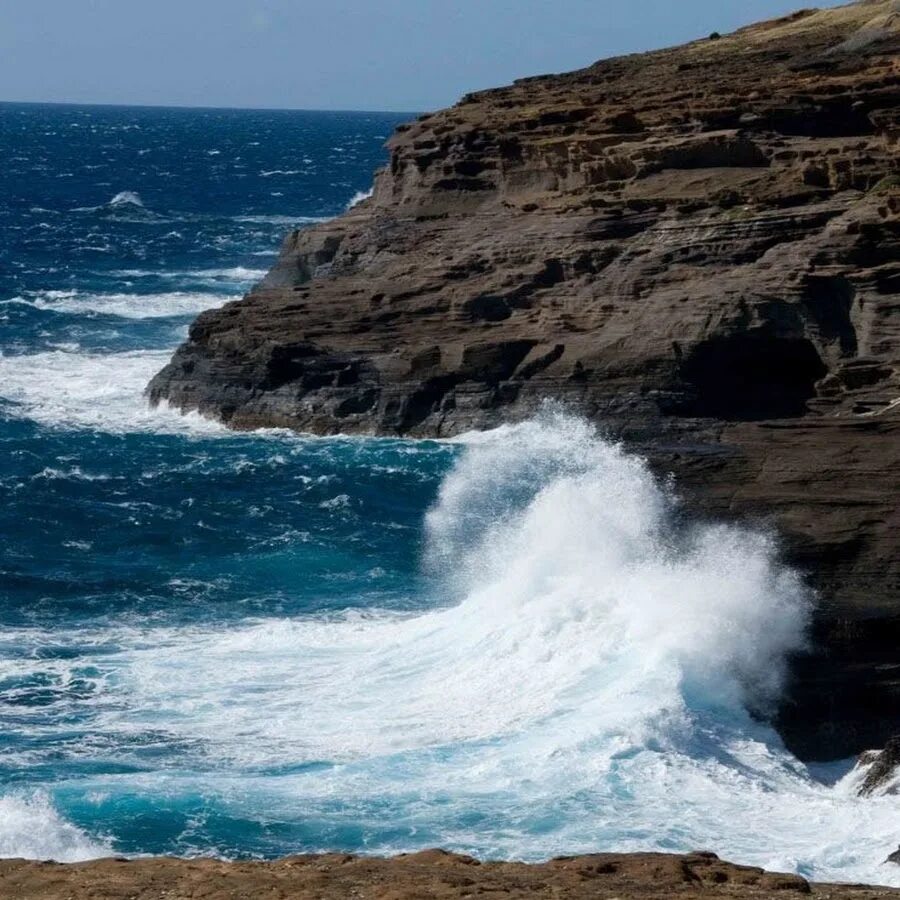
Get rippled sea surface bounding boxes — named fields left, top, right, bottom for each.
left=1, top=102, right=898, bottom=885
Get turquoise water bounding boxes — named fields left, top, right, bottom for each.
left=1, top=102, right=898, bottom=884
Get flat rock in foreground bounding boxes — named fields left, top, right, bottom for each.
left=2, top=851, right=895, bottom=900
left=149, top=0, right=900, bottom=760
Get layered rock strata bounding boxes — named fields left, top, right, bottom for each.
left=149, top=0, right=900, bottom=760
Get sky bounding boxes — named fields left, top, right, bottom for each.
left=0, top=0, right=848, bottom=112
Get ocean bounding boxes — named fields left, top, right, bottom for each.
left=0, top=101, right=897, bottom=885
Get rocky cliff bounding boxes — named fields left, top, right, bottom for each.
left=149, top=1, right=900, bottom=760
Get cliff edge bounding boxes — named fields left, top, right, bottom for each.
left=149, top=1, right=900, bottom=760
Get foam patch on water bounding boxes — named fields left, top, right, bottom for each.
left=0, top=794, right=111, bottom=862
left=6, top=290, right=234, bottom=319
left=0, top=348, right=229, bottom=434
left=111, top=266, right=268, bottom=283
left=232, top=214, right=330, bottom=225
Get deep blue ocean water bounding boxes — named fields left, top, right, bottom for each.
left=0, top=102, right=898, bottom=884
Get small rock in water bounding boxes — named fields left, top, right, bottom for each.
left=857, top=735, right=900, bottom=797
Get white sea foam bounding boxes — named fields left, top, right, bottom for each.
left=233, top=214, right=330, bottom=225
left=0, top=349, right=229, bottom=434
left=32, top=465, right=112, bottom=482
left=109, top=190, right=144, bottom=208
left=6, top=290, right=233, bottom=319
left=74, top=191, right=164, bottom=220
left=99, top=414, right=810, bottom=755
left=9, top=412, right=897, bottom=881
left=0, top=794, right=111, bottom=862
left=260, top=169, right=303, bottom=177
left=346, top=187, right=374, bottom=209
left=111, top=267, right=267, bottom=282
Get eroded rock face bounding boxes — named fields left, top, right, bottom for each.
left=149, top=1, right=900, bottom=760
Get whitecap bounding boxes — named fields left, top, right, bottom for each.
left=232, top=214, right=330, bottom=225
left=0, top=793, right=110, bottom=862
left=6, top=289, right=233, bottom=320
left=109, top=266, right=267, bottom=284
left=109, top=190, right=145, bottom=208
left=260, top=169, right=303, bottom=177
left=32, top=466, right=111, bottom=482
left=0, top=348, right=229, bottom=435
left=347, top=187, right=374, bottom=209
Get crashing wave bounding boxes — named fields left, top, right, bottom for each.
left=347, top=187, right=374, bottom=209
left=0, top=348, right=229, bottom=434
left=109, top=190, right=145, bottom=209
left=72, top=191, right=165, bottom=222
left=1, top=411, right=899, bottom=881
left=0, top=794, right=111, bottom=862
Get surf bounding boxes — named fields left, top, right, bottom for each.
left=2, top=409, right=897, bottom=882
left=0, top=348, right=229, bottom=433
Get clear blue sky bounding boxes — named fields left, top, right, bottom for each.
left=0, top=0, right=847, bottom=112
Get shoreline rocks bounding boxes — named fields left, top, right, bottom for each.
left=148, top=0, right=900, bottom=761
left=854, top=735, right=900, bottom=796
left=3, top=850, right=890, bottom=900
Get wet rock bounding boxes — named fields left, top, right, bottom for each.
left=857, top=736, right=900, bottom=796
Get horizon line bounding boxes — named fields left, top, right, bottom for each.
left=0, top=98, right=425, bottom=117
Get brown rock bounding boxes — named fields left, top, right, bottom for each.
left=148, top=0, right=900, bottom=760
left=0, top=851, right=881, bottom=900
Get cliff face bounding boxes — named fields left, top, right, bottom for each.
left=149, top=1, right=900, bottom=760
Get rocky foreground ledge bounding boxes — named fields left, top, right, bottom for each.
left=149, top=1, right=900, bottom=761
left=3, top=851, right=897, bottom=900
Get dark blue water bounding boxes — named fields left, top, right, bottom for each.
left=0, top=102, right=896, bottom=884
left=0, top=102, right=456, bottom=859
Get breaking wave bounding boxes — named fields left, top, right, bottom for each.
left=74, top=191, right=166, bottom=222
left=347, top=187, right=374, bottom=209
left=1, top=410, right=898, bottom=881
left=5, top=290, right=233, bottom=320
left=0, top=348, right=228, bottom=434
left=109, top=190, right=145, bottom=209
left=232, top=214, right=331, bottom=225
left=0, top=794, right=111, bottom=863
left=111, top=266, right=268, bottom=282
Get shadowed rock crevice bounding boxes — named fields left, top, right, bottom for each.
left=677, top=334, right=827, bottom=420
left=801, top=275, right=858, bottom=358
